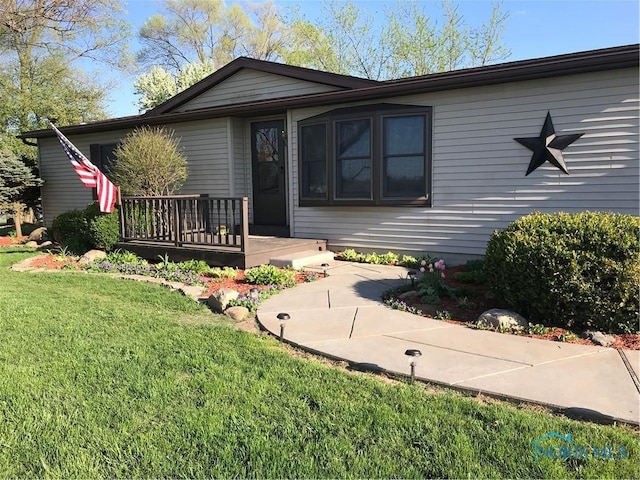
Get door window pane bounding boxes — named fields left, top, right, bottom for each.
left=255, top=127, right=280, bottom=193
left=300, top=124, right=327, bottom=198
left=336, top=119, right=371, bottom=198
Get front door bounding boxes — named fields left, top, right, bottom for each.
left=251, top=120, right=287, bottom=226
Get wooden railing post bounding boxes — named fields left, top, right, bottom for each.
left=173, top=197, right=181, bottom=247
left=240, top=197, right=249, bottom=254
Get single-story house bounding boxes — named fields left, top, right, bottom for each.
left=22, top=44, right=639, bottom=265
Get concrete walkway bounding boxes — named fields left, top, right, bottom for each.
left=257, top=262, right=640, bottom=426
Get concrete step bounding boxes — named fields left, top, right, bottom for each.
left=270, top=250, right=335, bottom=269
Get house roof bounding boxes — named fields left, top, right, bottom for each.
left=22, top=43, right=639, bottom=139
left=144, top=56, right=379, bottom=116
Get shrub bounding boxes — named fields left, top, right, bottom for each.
left=244, top=264, right=295, bottom=287
left=51, top=209, right=87, bottom=243
left=111, top=126, right=188, bottom=196
left=51, top=209, right=92, bottom=254
left=84, top=202, right=120, bottom=252
left=206, top=266, right=238, bottom=280
left=106, top=250, right=147, bottom=266
left=400, top=254, right=435, bottom=269
left=416, top=259, right=456, bottom=304
left=177, top=259, right=211, bottom=274
left=484, top=211, right=640, bottom=334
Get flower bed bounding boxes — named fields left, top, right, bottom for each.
left=381, top=262, right=640, bottom=350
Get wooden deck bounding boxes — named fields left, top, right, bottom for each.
left=116, top=235, right=328, bottom=269
left=117, top=194, right=326, bottom=268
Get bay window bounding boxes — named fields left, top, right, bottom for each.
left=298, top=104, right=431, bottom=206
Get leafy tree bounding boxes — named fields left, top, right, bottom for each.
left=0, top=0, right=131, bottom=221
left=133, top=60, right=217, bottom=111
left=138, top=0, right=285, bottom=73
left=111, top=127, right=188, bottom=196
left=0, top=149, right=42, bottom=237
left=281, top=1, right=391, bottom=80
left=281, top=0, right=510, bottom=80
left=385, top=0, right=510, bottom=76
left=0, top=0, right=131, bottom=160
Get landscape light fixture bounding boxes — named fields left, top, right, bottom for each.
left=277, top=312, right=290, bottom=342
left=407, top=270, right=417, bottom=289
left=404, top=349, right=422, bottom=384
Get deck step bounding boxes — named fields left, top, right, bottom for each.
left=269, top=250, right=335, bottom=269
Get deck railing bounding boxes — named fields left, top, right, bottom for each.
left=120, top=195, right=249, bottom=252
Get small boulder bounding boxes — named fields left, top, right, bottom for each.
left=581, top=330, right=615, bottom=347
left=78, top=249, right=107, bottom=265
left=24, top=241, right=38, bottom=248
left=225, top=306, right=250, bottom=322
left=38, top=241, right=53, bottom=249
left=208, top=288, right=239, bottom=313
left=398, top=290, right=417, bottom=300
left=477, top=308, right=528, bottom=330
left=28, top=227, right=48, bottom=242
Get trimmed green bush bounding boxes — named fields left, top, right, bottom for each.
left=51, top=209, right=92, bottom=254
left=484, top=211, right=639, bottom=334
left=51, top=202, right=121, bottom=254
left=51, top=209, right=87, bottom=243
left=84, top=202, right=120, bottom=252
left=245, top=264, right=295, bottom=288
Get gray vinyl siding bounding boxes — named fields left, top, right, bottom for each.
left=232, top=117, right=252, bottom=222
left=289, top=67, right=639, bottom=259
left=167, top=119, right=229, bottom=196
left=38, top=129, right=131, bottom=225
left=39, top=119, right=233, bottom=225
left=174, top=69, right=341, bottom=112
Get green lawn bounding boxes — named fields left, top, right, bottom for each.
left=0, top=249, right=638, bottom=478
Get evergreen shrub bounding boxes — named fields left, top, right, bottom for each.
left=484, top=211, right=639, bottom=333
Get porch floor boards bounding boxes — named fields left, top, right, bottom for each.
left=116, top=235, right=328, bottom=269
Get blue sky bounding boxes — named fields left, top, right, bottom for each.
left=107, top=0, right=639, bottom=118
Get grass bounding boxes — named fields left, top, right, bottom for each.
left=0, top=250, right=638, bottom=478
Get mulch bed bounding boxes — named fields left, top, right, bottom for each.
left=0, top=236, right=26, bottom=246
left=392, top=264, right=639, bottom=350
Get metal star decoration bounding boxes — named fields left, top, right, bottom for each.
left=515, top=112, right=584, bottom=176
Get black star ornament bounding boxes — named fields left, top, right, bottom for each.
left=514, top=112, right=584, bottom=176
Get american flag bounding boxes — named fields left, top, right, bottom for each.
left=50, top=122, right=118, bottom=213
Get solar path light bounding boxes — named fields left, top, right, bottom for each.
left=407, top=270, right=417, bottom=289
left=277, top=312, right=290, bottom=342
left=404, top=349, right=422, bottom=384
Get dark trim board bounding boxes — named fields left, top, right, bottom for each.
left=22, top=44, right=639, bottom=139
left=146, top=56, right=378, bottom=115
left=116, top=236, right=327, bottom=269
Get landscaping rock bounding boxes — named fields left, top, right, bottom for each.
left=38, top=241, right=53, bottom=249
left=225, top=306, right=250, bottom=322
left=398, top=290, right=417, bottom=300
left=25, top=241, right=38, bottom=248
left=582, top=330, right=615, bottom=347
left=27, top=227, right=47, bottom=242
left=477, top=309, right=528, bottom=330
left=78, top=249, right=107, bottom=265
left=208, top=288, right=239, bottom=313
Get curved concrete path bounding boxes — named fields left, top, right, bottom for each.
left=257, top=261, right=640, bottom=426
